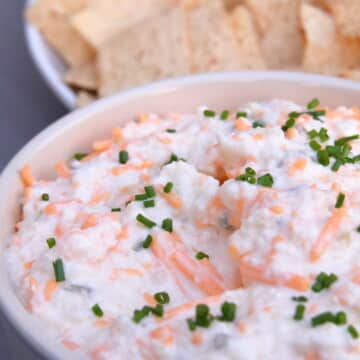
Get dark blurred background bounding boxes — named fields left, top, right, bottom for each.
left=0, top=1, right=67, bottom=358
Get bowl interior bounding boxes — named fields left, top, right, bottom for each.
left=1, top=72, right=360, bottom=359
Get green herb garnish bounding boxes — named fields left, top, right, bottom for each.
left=196, top=251, right=210, bottom=260
left=47, top=237, right=56, bottom=249
left=52, top=258, right=65, bottom=282
left=136, top=214, right=156, bottom=228
left=161, top=218, right=173, bottom=233
left=119, top=150, right=129, bottom=164
left=92, top=304, right=104, bottom=318
left=142, top=235, right=153, bottom=249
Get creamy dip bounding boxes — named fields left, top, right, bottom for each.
left=6, top=100, right=360, bottom=359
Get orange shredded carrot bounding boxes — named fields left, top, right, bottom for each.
left=24, top=187, right=32, bottom=200
left=149, top=325, right=175, bottom=346
left=286, top=127, right=298, bottom=139
left=54, top=162, right=71, bottom=178
left=92, top=139, right=112, bottom=152
left=89, top=192, right=110, bottom=205
left=44, top=280, right=58, bottom=302
left=62, top=340, right=80, bottom=351
left=24, top=261, right=34, bottom=271
left=95, top=319, right=113, bottom=328
left=44, top=204, right=58, bottom=215
left=161, top=192, right=183, bottom=209
left=90, top=343, right=109, bottom=360
left=112, top=127, right=123, bottom=142
left=81, top=214, right=98, bottom=229
left=235, top=119, right=251, bottom=131
left=109, top=268, right=144, bottom=281
left=270, top=206, right=284, bottom=215
left=288, top=157, right=307, bottom=176
left=138, top=114, right=150, bottom=123
left=20, top=165, right=35, bottom=187
left=191, top=331, right=204, bottom=346
left=252, top=133, right=264, bottom=141
left=310, top=207, right=346, bottom=262
left=144, top=292, right=157, bottom=307
left=116, top=225, right=129, bottom=240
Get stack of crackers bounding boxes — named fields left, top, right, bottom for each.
left=26, top=0, right=360, bottom=108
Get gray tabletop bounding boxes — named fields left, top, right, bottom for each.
left=0, top=1, right=68, bottom=358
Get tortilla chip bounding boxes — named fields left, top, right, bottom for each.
left=26, top=0, right=94, bottom=67
left=245, top=0, right=303, bottom=68
left=64, top=62, right=97, bottom=91
left=230, top=5, right=265, bottom=69
left=323, top=0, right=360, bottom=38
left=186, top=0, right=248, bottom=73
left=301, top=3, right=360, bottom=74
left=71, top=0, right=177, bottom=49
left=76, top=91, right=97, bottom=108
left=98, top=7, right=191, bottom=96
left=340, top=70, right=360, bottom=81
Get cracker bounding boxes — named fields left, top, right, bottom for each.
left=71, top=0, right=177, bottom=49
left=230, top=5, right=265, bottom=69
left=325, top=0, right=360, bottom=38
left=98, top=7, right=191, bottom=96
left=301, top=3, right=360, bottom=74
left=245, top=0, right=303, bottom=68
left=76, top=91, right=97, bottom=108
left=26, top=0, right=94, bottom=67
left=186, top=0, right=248, bottom=73
left=64, top=62, right=97, bottom=91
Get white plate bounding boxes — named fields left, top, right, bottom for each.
left=24, top=0, right=76, bottom=109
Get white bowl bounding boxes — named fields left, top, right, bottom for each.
left=25, top=0, right=77, bottom=109
left=1, top=72, right=360, bottom=359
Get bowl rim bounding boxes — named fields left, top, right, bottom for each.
left=2, top=70, right=360, bottom=359
left=24, top=0, right=77, bottom=110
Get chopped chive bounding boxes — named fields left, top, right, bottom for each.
left=161, top=218, right=173, bottom=233
left=245, top=167, right=256, bottom=176
left=331, top=159, right=343, bottom=172
left=252, top=121, right=264, bottom=128
left=52, top=258, right=65, bottom=282
left=119, top=150, right=129, bottom=164
left=142, top=235, right=153, bottom=249
left=165, top=153, right=180, bottom=165
left=236, top=111, right=247, bottom=119
left=307, top=129, right=318, bottom=139
left=335, top=311, right=347, bottom=325
left=41, top=193, right=50, bottom=201
left=307, top=98, right=320, bottom=110
left=257, top=173, right=274, bottom=188
left=308, top=110, right=326, bottom=120
left=317, top=149, right=330, bottom=166
left=220, top=110, right=230, bottom=120
left=281, top=117, right=296, bottom=132
left=196, top=251, right=210, bottom=260
left=335, top=134, right=360, bottom=146
left=154, top=292, right=170, bottom=305
left=111, top=208, right=121, bottom=212
left=348, top=325, right=359, bottom=339
left=166, top=129, right=176, bottom=133
left=292, top=296, right=308, bottom=303
left=163, top=182, right=173, bottom=193
left=203, top=110, right=216, bottom=117
left=133, top=306, right=152, bottom=323
left=218, top=302, right=237, bottom=322
left=293, top=304, right=306, bottom=321
left=46, top=237, right=56, bottom=249
left=151, top=304, right=164, bottom=317
left=135, top=193, right=149, bottom=201
left=144, top=186, right=156, bottom=198
left=74, top=152, right=87, bottom=161
left=335, top=193, right=345, bottom=208
left=309, top=140, right=321, bottom=151
left=195, top=304, right=213, bottom=328
left=92, top=304, right=104, bottom=318
left=187, top=318, right=197, bottom=331
left=319, top=128, right=329, bottom=142
left=311, top=272, right=338, bottom=293
left=311, top=312, right=334, bottom=327
left=143, top=199, right=155, bottom=208
left=136, top=214, right=156, bottom=228
left=357, top=225, right=360, bottom=233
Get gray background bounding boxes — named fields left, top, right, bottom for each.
left=0, top=1, right=67, bottom=358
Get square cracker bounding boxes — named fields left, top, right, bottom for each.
left=64, top=62, right=97, bottom=91
left=245, top=0, right=303, bottom=68
left=71, top=0, right=177, bottom=49
left=301, top=3, right=360, bottom=74
left=319, top=0, right=360, bottom=38
left=186, top=0, right=250, bottom=73
left=98, top=7, right=191, bottom=96
left=230, top=5, right=265, bottom=69
left=26, top=0, right=94, bottom=67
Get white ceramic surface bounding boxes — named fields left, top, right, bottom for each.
left=1, top=72, right=360, bottom=359
left=24, top=0, right=77, bottom=109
